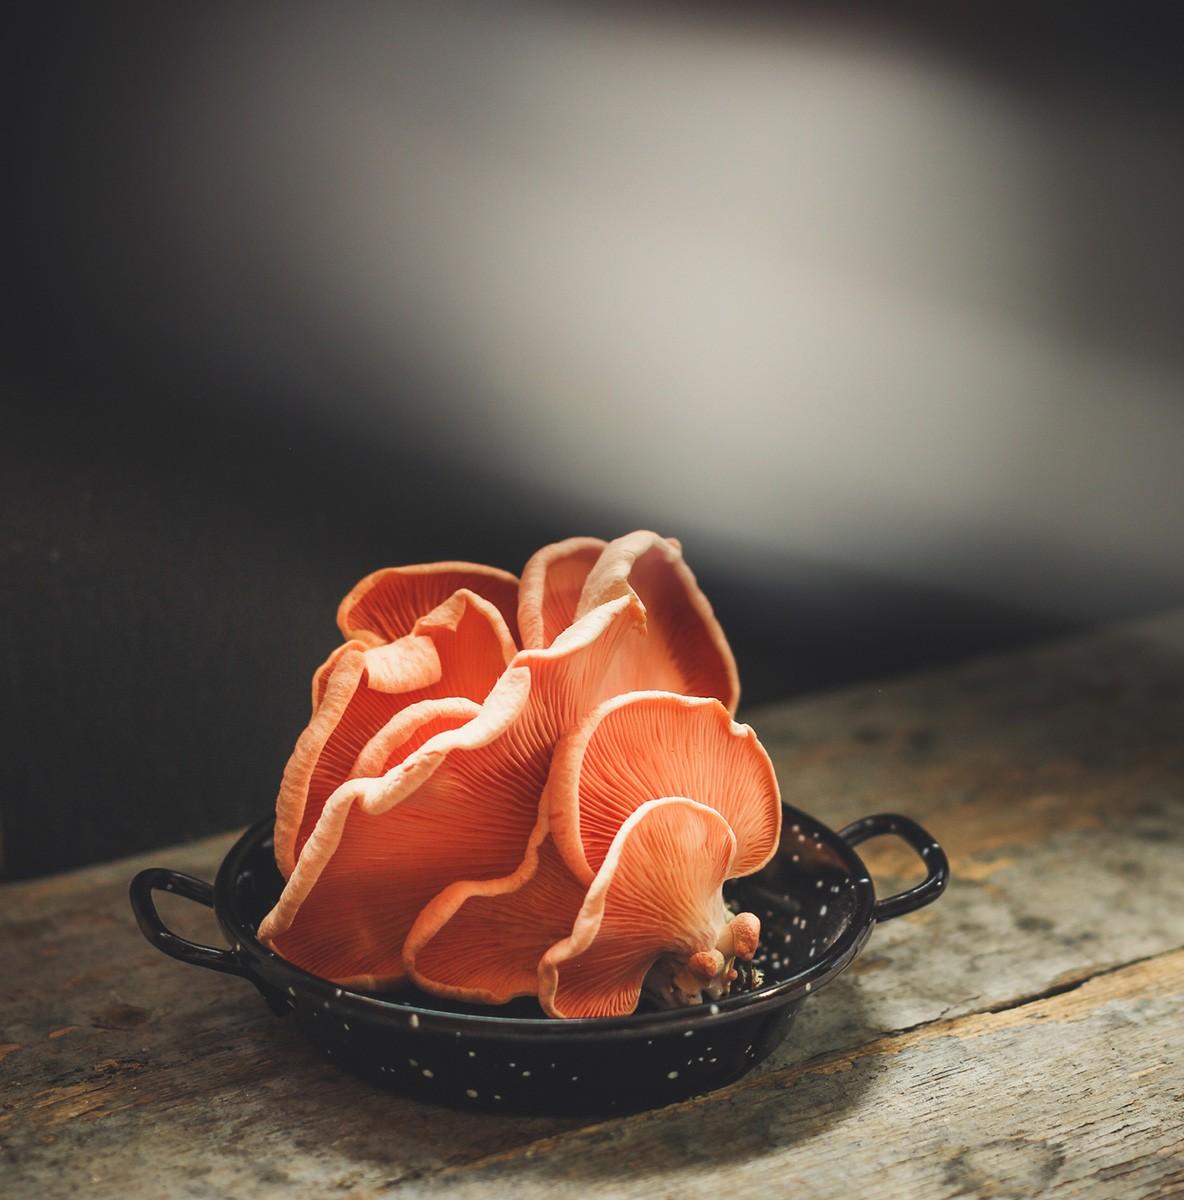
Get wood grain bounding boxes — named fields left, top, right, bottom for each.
left=0, top=838, right=583, bottom=1197
left=2, top=612, right=1182, bottom=1199
left=399, top=951, right=1184, bottom=1200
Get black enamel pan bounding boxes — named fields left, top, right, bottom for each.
left=130, top=807, right=948, bottom=1115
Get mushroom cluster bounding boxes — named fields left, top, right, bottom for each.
left=260, top=532, right=782, bottom=1018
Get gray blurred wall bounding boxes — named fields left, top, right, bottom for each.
left=170, top=4, right=1184, bottom=620
left=6, top=3, right=1182, bottom=876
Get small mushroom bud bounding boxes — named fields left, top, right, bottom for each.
left=688, top=949, right=727, bottom=981
left=716, top=912, right=761, bottom=962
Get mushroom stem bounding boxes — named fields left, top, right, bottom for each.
left=642, top=911, right=762, bottom=1009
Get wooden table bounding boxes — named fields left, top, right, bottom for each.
left=4, top=614, right=1183, bottom=1199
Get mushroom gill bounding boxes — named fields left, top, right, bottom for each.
left=259, top=594, right=647, bottom=986
left=407, top=688, right=778, bottom=1004
left=546, top=689, right=782, bottom=885
left=574, top=531, right=740, bottom=715
left=539, top=799, right=762, bottom=1019
left=517, top=535, right=608, bottom=650
left=272, top=588, right=517, bottom=879
left=337, top=561, right=520, bottom=648
left=407, top=800, right=763, bottom=1017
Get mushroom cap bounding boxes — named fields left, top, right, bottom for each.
left=337, top=561, right=520, bottom=647
left=574, top=531, right=740, bottom=713
left=538, top=798, right=739, bottom=1019
left=258, top=697, right=488, bottom=987
left=406, top=807, right=766, bottom=1012
left=310, top=639, right=362, bottom=714
left=273, top=588, right=516, bottom=878
left=517, top=536, right=608, bottom=650
left=547, top=690, right=781, bottom=885
left=259, top=594, right=647, bottom=985
left=404, top=822, right=586, bottom=1005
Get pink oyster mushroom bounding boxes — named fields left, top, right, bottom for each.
left=258, top=533, right=750, bottom=1001
left=405, top=691, right=780, bottom=1015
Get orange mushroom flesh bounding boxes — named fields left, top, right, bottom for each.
left=404, top=689, right=777, bottom=998
left=259, top=594, right=648, bottom=985
left=405, top=826, right=587, bottom=1005
left=272, top=589, right=517, bottom=879
left=264, top=534, right=772, bottom=1011
left=310, top=639, right=360, bottom=713
left=391, top=537, right=750, bottom=978
left=539, top=798, right=762, bottom=1018
left=546, top=690, right=782, bottom=886
left=337, top=561, right=520, bottom=647
left=408, top=801, right=763, bottom=1014
left=574, top=531, right=740, bottom=714
left=259, top=698, right=486, bottom=987
left=517, top=536, right=608, bottom=650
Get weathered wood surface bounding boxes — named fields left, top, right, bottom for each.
left=410, top=952, right=1184, bottom=1200
left=2, top=612, right=1183, bottom=1199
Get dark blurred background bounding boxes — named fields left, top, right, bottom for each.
left=5, top=4, right=1183, bottom=879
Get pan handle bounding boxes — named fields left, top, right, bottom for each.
left=838, top=813, right=949, bottom=921
left=129, top=868, right=247, bottom=977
